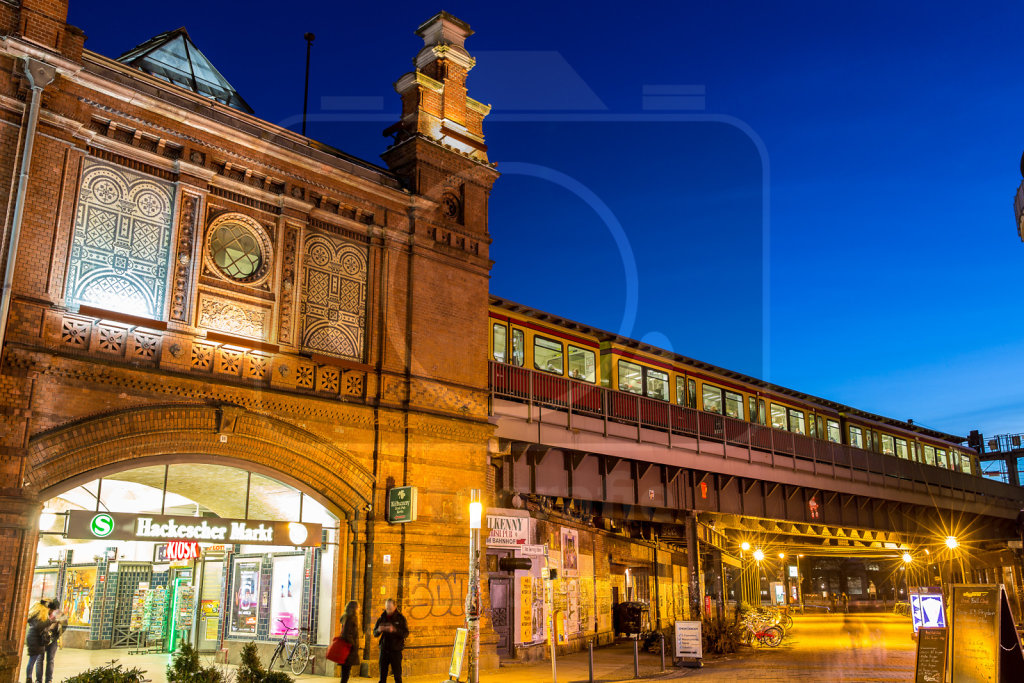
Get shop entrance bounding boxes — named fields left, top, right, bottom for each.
left=32, top=462, right=341, bottom=659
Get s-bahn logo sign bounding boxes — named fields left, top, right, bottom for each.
left=66, top=511, right=321, bottom=547
left=90, top=513, right=114, bottom=538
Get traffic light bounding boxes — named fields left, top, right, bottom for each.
left=498, top=557, right=532, bottom=572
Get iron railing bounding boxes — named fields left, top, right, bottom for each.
left=488, top=361, right=1020, bottom=504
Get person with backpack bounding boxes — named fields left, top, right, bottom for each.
left=40, top=599, right=67, bottom=683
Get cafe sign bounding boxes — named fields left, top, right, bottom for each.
left=66, top=511, right=321, bottom=547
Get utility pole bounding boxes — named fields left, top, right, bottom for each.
left=302, top=32, right=315, bottom=136
left=466, top=490, right=482, bottom=683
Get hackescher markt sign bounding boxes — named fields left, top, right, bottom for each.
left=65, top=511, right=321, bottom=547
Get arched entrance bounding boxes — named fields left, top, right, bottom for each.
left=23, top=403, right=374, bottom=669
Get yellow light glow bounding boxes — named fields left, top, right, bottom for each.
left=945, top=536, right=958, bottom=550
left=753, top=549, right=764, bottom=562
left=778, top=552, right=786, bottom=559
left=740, top=541, right=750, bottom=552
left=902, top=552, right=912, bottom=564
left=469, top=501, right=483, bottom=529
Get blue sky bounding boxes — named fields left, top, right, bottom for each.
left=71, top=1, right=1024, bottom=439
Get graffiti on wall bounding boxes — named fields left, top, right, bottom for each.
left=406, top=570, right=467, bottom=620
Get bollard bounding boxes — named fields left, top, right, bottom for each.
left=633, top=638, right=640, bottom=678
left=588, top=640, right=594, bottom=683
left=660, top=633, right=666, bottom=672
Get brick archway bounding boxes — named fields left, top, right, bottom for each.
left=26, top=403, right=374, bottom=518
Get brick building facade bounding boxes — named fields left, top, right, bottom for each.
left=0, top=1, right=498, bottom=678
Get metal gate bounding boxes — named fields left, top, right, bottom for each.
left=111, top=562, right=152, bottom=647
left=488, top=577, right=512, bottom=657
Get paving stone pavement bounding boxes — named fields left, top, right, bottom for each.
left=39, top=612, right=918, bottom=683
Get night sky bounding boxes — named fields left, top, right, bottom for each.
left=69, top=1, right=1024, bottom=439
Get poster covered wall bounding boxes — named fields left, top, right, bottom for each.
left=230, top=558, right=261, bottom=635
left=270, top=554, right=304, bottom=635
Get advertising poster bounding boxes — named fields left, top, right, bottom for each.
left=230, top=558, right=261, bottom=635
left=269, top=554, right=304, bottom=635
left=63, top=566, right=97, bottom=627
left=566, top=579, right=581, bottom=634
left=31, top=569, right=58, bottom=602
left=519, top=576, right=533, bottom=643
left=560, top=527, right=579, bottom=578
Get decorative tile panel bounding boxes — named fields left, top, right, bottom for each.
left=196, top=293, right=269, bottom=340
left=316, top=365, right=340, bottom=395
left=65, top=159, right=175, bottom=319
left=278, top=226, right=298, bottom=345
left=300, top=231, right=367, bottom=361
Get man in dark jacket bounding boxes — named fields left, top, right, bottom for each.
left=372, top=598, right=408, bottom=683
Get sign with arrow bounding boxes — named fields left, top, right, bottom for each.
left=387, top=486, right=418, bottom=524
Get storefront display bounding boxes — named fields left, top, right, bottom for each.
left=144, top=587, right=168, bottom=641
left=230, top=558, right=261, bottom=635
left=270, top=554, right=304, bottom=635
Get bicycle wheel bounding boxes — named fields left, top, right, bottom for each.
left=762, top=625, right=784, bottom=647
left=781, top=613, right=794, bottom=630
left=290, top=643, right=310, bottom=675
left=268, top=645, right=283, bottom=671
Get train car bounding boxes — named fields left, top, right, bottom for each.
left=488, top=297, right=977, bottom=477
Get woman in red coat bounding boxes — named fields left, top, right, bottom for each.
left=339, top=600, right=360, bottom=683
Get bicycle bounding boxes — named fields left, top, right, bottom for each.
left=751, top=605, right=793, bottom=631
left=740, top=614, right=784, bottom=647
left=267, top=619, right=312, bottom=675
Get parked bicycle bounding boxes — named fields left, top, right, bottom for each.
left=267, top=619, right=312, bottom=675
left=751, top=605, right=793, bottom=631
left=740, top=613, right=784, bottom=647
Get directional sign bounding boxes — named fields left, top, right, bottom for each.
left=387, top=486, right=418, bottom=524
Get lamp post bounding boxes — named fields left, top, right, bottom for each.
left=467, top=490, right=483, bottom=683
left=902, top=552, right=912, bottom=601
left=945, top=536, right=958, bottom=591
left=753, top=549, right=764, bottom=606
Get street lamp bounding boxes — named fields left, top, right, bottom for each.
left=466, top=490, right=483, bottom=683
left=902, top=552, right=912, bottom=599
left=945, top=536, right=958, bottom=587
left=741, top=541, right=750, bottom=552
left=753, top=548, right=764, bottom=562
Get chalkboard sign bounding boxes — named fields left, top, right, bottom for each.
left=914, top=627, right=946, bottom=683
left=951, top=585, right=999, bottom=683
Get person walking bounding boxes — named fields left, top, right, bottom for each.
left=338, top=600, right=360, bottom=683
left=25, top=600, right=51, bottom=683
left=841, top=592, right=850, bottom=614
left=41, top=599, right=68, bottom=683
left=373, top=598, right=408, bottom=683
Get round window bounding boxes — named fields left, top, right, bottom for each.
left=210, top=222, right=263, bottom=280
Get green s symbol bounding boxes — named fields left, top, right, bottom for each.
left=90, top=513, right=114, bottom=538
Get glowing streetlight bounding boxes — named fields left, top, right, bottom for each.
left=778, top=552, right=786, bottom=560
left=902, top=552, right=912, bottom=564
left=466, top=490, right=483, bottom=683
left=945, top=536, right=958, bottom=550
left=753, top=549, right=765, bottom=562
left=741, top=541, right=751, bottom=552
left=39, top=511, right=56, bottom=530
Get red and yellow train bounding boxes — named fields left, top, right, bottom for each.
left=488, top=297, right=977, bottom=475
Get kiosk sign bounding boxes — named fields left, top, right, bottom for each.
left=66, top=511, right=321, bottom=547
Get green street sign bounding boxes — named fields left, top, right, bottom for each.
left=387, top=486, right=418, bottom=524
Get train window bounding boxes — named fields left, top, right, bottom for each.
left=619, top=360, right=643, bottom=394
left=492, top=323, right=507, bottom=362
left=511, top=329, right=525, bottom=367
left=702, top=384, right=723, bottom=414
left=676, top=378, right=686, bottom=406
left=923, top=445, right=935, bottom=466
left=687, top=379, right=697, bottom=409
left=725, top=391, right=744, bottom=420
left=758, top=399, right=766, bottom=425
left=748, top=397, right=757, bottom=423
left=867, top=430, right=878, bottom=452
left=770, top=404, right=787, bottom=430
left=534, top=336, right=563, bottom=375
left=895, top=438, right=909, bottom=459
left=880, top=434, right=895, bottom=456
left=826, top=420, right=841, bottom=443
left=647, top=369, right=669, bottom=401
left=787, top=408, right=805, bottom=435
left=936, top=448, right=948, bottom=468
left=809, top=415, right=822, bottom=439
left=567, top=345, right=596, bottom=382
left=960, top=454, right=972, bottom=474
left=849, top=426, right=864, bottom=449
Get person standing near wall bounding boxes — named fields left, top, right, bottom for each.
left=338, top=600, right=360, bottom=683
left=24, top=600, right=50, bottom=683
left=373, top=598, right=408, bottom=683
